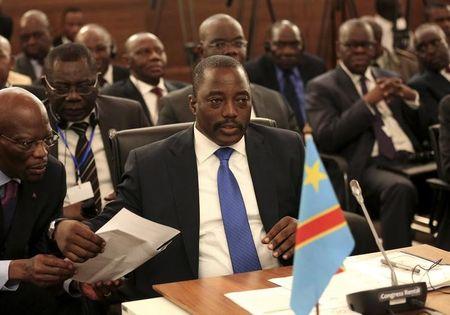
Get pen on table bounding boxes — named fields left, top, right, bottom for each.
left=380, top=259, right=421, bottom=274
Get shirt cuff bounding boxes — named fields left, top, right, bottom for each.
left=0, top=260, right=19, bottom=291
left=64, top=279, right=82, bottom=297
left=404, top=90, right=420, bottom=109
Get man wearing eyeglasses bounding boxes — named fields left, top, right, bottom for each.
left=0, top=87, right=76, bottom=314
left=306, top=18, right=422, bottom=250
left=102, top=32, right=187, bottom=125
left=408, top=23, right=450, bottom=135
left=245, top=20, right=326, bottom=131
left=14, top=10, right=52, bottom=83
left=157, top=14, right=299, bottom=132
left=43, top=43, right=149, bottom=219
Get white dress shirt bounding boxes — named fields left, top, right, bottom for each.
left=57, top=113, right=114, bottom=208
left=194, top=127, right=280, bottom=278
left=129, top=75, right=167, bottom=125
left=340, top=62, right=417, bottom=156
left=0, top=170, right=20, bottom=291
left=103, top=64, right=113, bottom=85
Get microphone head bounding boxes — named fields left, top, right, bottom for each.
left=350, top=179, right=363, bottom=201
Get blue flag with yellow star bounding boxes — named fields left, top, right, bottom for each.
left=290, top=134, right=354, bottom=315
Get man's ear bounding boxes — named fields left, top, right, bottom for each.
left=196, top=42, right=204, bottom=59
left=189, top=94, right=197, bottom=116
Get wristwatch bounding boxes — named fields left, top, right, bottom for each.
left=47, top=218, right=67, bottom=240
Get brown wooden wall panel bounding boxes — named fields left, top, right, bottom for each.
left=2, top=0, right=427, bottom=82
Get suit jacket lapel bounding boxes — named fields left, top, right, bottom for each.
left=245, top=126, right=279, bottom=231
left=250, top=84, right=265, bottom=117
left=125, top=79, right=151, bottom=123
left=3, top=182, right=36, bottom=258
left=167, top=127, right=199, bottom=276
left=96, top=101, right=116, bottom=186
left=164, top=80, right=176, bottom=93
left=335, top=66, right=361, bottom=106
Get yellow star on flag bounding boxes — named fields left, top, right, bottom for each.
left=304, top=160, right=327, bottom=192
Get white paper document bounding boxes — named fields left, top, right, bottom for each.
left=73, top=208, right=180, bottom=283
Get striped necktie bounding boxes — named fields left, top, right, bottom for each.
left=70, top=122, right=102, bottom=213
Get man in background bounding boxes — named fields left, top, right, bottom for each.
left=426, top=3, right=450, bottom=46
left=14, top=10, right=52, bottom=82
left=245, top=19, right=326, bottom=130
left=75, top=23, right=129, bottom=87
left=53, top=7, right=84, bottom=47
left=102, top=32, right=186, bottom=125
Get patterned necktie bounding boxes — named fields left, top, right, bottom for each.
left=1, top=180, right=18, bottom=236
left=283, top=70, right=306, bottom=128
left=215, top=147, right=261, bottom=273
left=359, top=76, right=397, bottom=159
left=70, top=122, right=102, bottom=213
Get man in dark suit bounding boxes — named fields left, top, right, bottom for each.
left=75, top=23, right=129, bottom=87
left=157, top=14, right=298, bottom=132
left=43, top=43, right=149, bottom=218
left=0, top=87, right=75, bottom=314
left=14, top=10, right=52, bottom=82
left=53, top=55, right=375, bottom=300
left=102, top=32, right=186, bottom=125
left=408, top=23, right=450, bottom=137
left=307, top=19, right=421, bottom=249
left=245, top=20, right=326, bottom=130
left=52, top=7, right=84, bottom=47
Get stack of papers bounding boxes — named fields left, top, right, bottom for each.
left=73, top=208, right=180, bottom=283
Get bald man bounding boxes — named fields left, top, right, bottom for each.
left=102, top=32, right=187, bottom=125
left=307, top=18, right=422, bottom=250
left=75, top=23, right=128, bottom=87
left=245, top=19, right=326, bottom=130
left=14, top=10, right=52, bottom=82
left=0, top=87, right=74, bottom=313
left=409, top=23, right=450, bottom=131
left=157, top=14, right=298, bottom=131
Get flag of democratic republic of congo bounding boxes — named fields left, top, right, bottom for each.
left=290, top=134, right=355, bottom=315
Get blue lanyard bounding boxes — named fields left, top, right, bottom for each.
left=57, top=124, right=96, bottom=174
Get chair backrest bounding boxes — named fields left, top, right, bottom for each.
left=109, top=118, right=277, bottom=186
left=429, top=124, right=444, bottom=179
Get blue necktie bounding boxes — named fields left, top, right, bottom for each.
left=215, top=147, right=261, bottom=273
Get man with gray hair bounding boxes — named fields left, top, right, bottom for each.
left=409, top=23, right=450, bottom=130
left=14, top=10, right=52, bottom=82
left=75, top=23, right=129, bottom=87
left=307, top=18, right=421, bottom=249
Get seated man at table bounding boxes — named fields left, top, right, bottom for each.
left=53, top=55, right=374, bottom=300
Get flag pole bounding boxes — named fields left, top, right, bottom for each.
left=316, top=303, right=320, bottom=315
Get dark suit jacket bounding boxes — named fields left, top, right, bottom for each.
left=101, top=77, right=187, bottom=125
left=13, top=53, right=40, bottom=82
left=0, top=156, right=67, bottom=314
left=244, top=53, right=326, bottom=92
left=0, top=13, right=13, bottom=40
left=157, top=84, right=299, bottom=131
left=306, top=66, right=421, bottom=181
left=47, top=95, right=150, bottom=188
left=408, top=69, right=450, bottom=136
left=87, top=124, right=304, bottom=298
left=52, top=35, right=66, bottom=47
left=111, top=65, right=129, bottom=83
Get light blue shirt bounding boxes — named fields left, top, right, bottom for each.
left=0, top=169, right=20, bottom=291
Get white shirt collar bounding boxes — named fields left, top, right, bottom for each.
left=103, top=64, right=113, bottom=84
left=0, top=169, right=21, bottom=186
left=339, top=61, right=375, bottom=85
left=129, top=74, right=166, bottom=95
left=193, top=124, right=246, bottom=164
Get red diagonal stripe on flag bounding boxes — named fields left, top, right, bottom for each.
left=295, top=206, right=346, bottom=247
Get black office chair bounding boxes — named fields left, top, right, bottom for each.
left=426, top=124, right=450, bottom=244
left=109, top=118, right=277, bottom=185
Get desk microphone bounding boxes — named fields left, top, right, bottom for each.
left=346, top=179, right=427, bottom=315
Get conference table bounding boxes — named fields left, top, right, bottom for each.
left=121, top=244, right=450, bottom=314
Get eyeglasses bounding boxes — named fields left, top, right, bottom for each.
left=341, top=41, right=375, bottom=50
left=44, top=76, right=98, bottom=97
left=207, top=39, right=248, bottom=50
left=0, top=131, right=59, bottom=151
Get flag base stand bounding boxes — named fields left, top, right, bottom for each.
left=346, top=282, right=427, bottom=315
